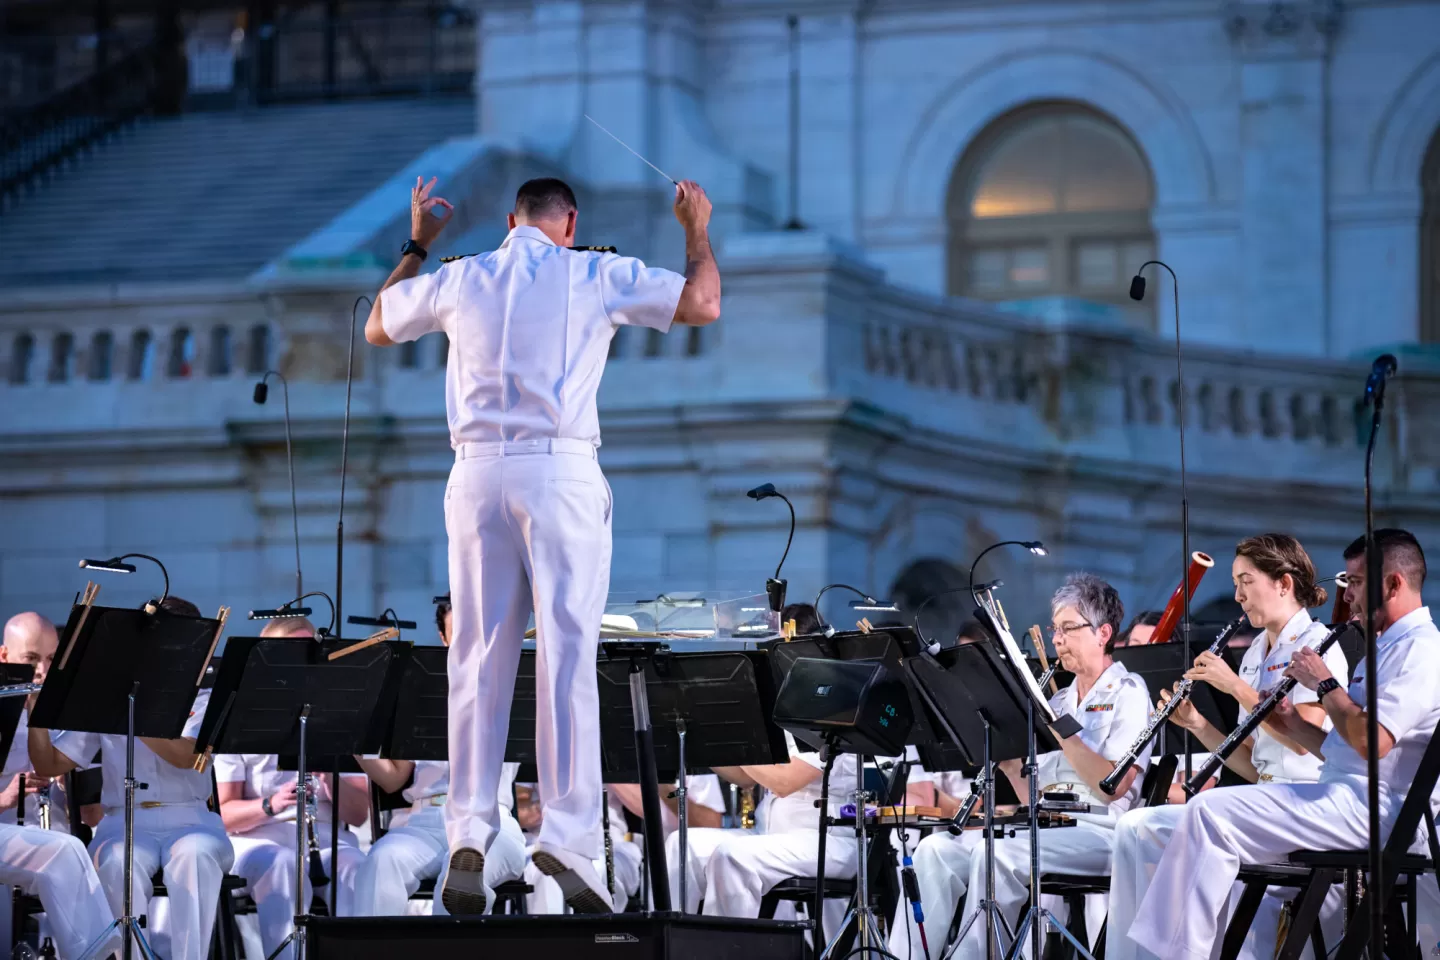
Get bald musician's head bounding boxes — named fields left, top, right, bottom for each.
left=2, top=612, right=59, bottom=686
left=260, top=617, right=316, bottom=639
left=507, top=178, right=578, bottom=248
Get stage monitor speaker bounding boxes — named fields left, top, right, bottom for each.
left=772, top=656, right=913, bottom=756
left=304, top=914, right=807, bottom=960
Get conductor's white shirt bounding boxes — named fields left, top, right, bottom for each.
left=1034, top=661, right=1151, bottom=815
left=379, top=226, right=685, bottom=447
left=51, top=688, right=213, bottom=809
left=1237, top=609, right=1348, bottom=783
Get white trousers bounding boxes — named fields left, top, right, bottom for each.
left=1109, top=803, right=1343, bottom=960
left=0, top=822, right=115, bottom=959
left=92, top=804, right=234, bottom=960
left=949, top=817, right=1116, bottom=960
left=666, top=827, right=752, bottom=913
left=701, top=830, right=857, bottom=921
left=1128, top=780, right=1440, bottom=960
left=353, top=807, right=526, bottom=916
left=889, top=829, right=982, bottom=960
left=230, top=819, right=362, bottom=960
left=444, top=447, right=610, bottom=860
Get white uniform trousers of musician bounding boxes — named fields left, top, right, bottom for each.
left=354, top=761, right=526, bottom=915
left=0, top=716, right=115, bottom=960
left=47, top=692, right=234, bottom=960
left=216, top=754, right=364, bottom=960
left=1107, top=609, right=1349, bottom=960
left=1128, top=606, right=1440, bottom=960
left=941, top=657, right=1151, bottom=960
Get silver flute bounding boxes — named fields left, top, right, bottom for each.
left=1183, top=621, right=1347, bottom=796
left=1098, top=614, right=1248, bottom=796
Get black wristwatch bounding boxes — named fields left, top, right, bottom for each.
left=400, top=238, right=428, bottom=261
left=1316, top=677, right=1342, bottom=701
left=261, top=795, right=275, bottom=817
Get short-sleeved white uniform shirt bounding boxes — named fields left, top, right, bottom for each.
left=379, top=226, right=685, bottom=448
left=1035, top=661, right=1152, bottom=815
left=1236, top=609, right=1349, bottom=783
left=52, top=689, right=213, bottom=809
left=1319, top=607, right=1440, bottom=815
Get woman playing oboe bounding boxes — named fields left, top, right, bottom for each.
left=1106, top=533, right=1349, bottom=960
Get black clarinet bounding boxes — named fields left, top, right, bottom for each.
left=1099, top=614, right=1248, bottom=795
left=1183, top=622, right=1347, bottom=796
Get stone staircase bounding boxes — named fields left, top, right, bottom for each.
left=0, top=96, right=475, bottom=287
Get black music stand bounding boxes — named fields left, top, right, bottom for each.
left=0, top=663, right=35, bottom=763
left=380, top=644, right=448, bottom=762
left=194, top=636, right=400, bottom=960
left=32, top=602, right=223, bottom=960
left=904, top=637, right=1078, bottom=960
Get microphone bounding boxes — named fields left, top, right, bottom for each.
left=1132, top=258, right=1195, bottom=780
left=747, top=483, right=795, bottom=613
left=1363, top=354, right=1398, bottom=408
left=254, top=370, right=301, bottom=600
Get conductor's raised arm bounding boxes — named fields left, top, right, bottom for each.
left=671, top=180, right=721, bottom=327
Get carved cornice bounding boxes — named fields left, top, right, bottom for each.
left=1223, top=0, right=1343, bottom=59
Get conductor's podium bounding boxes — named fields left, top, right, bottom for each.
left=302, top=914, right=808, bottom=960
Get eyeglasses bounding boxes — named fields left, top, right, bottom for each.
left=1050, top=620, right=1095, bottom=639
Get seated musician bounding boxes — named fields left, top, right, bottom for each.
left=895, top=573, right=1151, bottom=960
left=353, top=595, right=526, bottom=915
left=215, top=617, right=369, bottom=957
left=1107, top=533, right=1349, bottom=960
left=1115, top=610, right=1161, bottom=648
left=0, top=611, right=116, bottom=960
left=1125, top=529, right=1440, bottom=960
left=28, top=597, right=234, bottom=960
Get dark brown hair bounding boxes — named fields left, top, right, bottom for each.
left=1235, top=534, right=1327, bottom=608
left=1343, top=528, right=1427, bottom=590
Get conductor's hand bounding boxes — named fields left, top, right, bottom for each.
left=268, top=781, right=300, bottom=816
left=1160, top=683, right=1202, bottom=732
left=673, top=180, right=712, bottom=234
left=1284, top=646, right=1333, bottom=692
left=1184, top=651, right=1241, bottom=697
left=411, top=176, right=454, bottom=248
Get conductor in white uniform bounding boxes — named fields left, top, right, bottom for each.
left=365, top=175, right=721, bottom=915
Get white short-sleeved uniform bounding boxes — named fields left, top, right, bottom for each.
left=214, top=753, right=365, bottom=958
left=381, top=225, right=684, bottom=862
left=0, top=714, right=115, bottom=959
left=914, top=661, right=1151, bottom=960
left=50, top=690, right=233, bottom=960
left=1129, top=608, right=1440, bottom=960
left=1109, top=611, right=1349, bottom=960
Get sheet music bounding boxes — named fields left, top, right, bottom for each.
left=977, top=606, right=1062, bottom=725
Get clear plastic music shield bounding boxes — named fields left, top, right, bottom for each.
left=597, top=592, right=778, bottom=644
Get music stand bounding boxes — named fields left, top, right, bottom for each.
left=0, top=664, right=36, bottom=762
left=31, top=600, right=224, bottom=960
left=905, top=629, right=1084, bottom=960
left=379, top=645, right=448, bottom=762
left=193, top=636, right=399, bottom=960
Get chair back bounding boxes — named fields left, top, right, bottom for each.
left=1380, top=716, right=1440, bottom=861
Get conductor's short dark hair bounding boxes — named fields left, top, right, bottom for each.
left=515, top=178, right=578, bottom=220
left=435, top=594, right=452, bottom=640
left=1344, top=528, right=1427, bottom=590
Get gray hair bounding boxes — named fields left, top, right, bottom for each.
left=1051, top=573, right=1125, bottom=652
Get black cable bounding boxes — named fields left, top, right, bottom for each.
left=287, top=591, right=337, bottom=637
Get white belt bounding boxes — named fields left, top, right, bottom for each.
left=455, top=439, right=597, bottom=460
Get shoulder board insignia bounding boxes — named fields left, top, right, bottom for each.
left=570, top=245, right=618, bottom=253
left=438, top=253, right=476, bottom=264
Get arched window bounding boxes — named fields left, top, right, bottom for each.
left=208, top=326, right=232, bottom=376
left=88, top=331, right=113, bottom=381
left=8, top=333, right=34, bottom=384
left=128, top=330, right=154, bottom=381
left=1422, top=127, right=1440, bottom=342
left=167, top=327, right=195, bottom=378
left=948, top=103, right=1156, bottom=323
left=246, top=325, right=271, bottom=375
left=48, top=332, right=74, bottom=383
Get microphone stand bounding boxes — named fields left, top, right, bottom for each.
left=1361, top=354, right=1396, bottom=960
left=1132, top=260, right=1193, bottom=780
left=256, top=371, right=302, bottom=599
